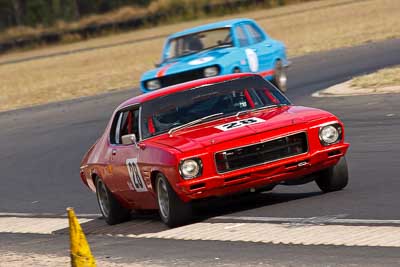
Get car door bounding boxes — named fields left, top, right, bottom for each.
left=233, top=24, right=256, bottom=73
left=243, top=22, right=275, bottom=75
left=109, top=105, right=152, bottom=209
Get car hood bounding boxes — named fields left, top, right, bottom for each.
left=150, top=106, right=334, bottom=152
left=141, top=48, right=233, bottom=80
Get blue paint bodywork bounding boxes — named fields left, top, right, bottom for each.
left=140, top=18, right=289, bottom=93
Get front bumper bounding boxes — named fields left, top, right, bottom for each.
left=175, top=143, right=349, bottom=202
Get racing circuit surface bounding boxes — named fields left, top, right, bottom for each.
left=1, top=38, right=400, bottom=266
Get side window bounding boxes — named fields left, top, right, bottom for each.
left=235, top=25, right=250, bottom=47
left=244, top=24, right=265, bottom=44
left=111, top=107, right=140, bottom=145
left=166, top=39, right=177, bottom=59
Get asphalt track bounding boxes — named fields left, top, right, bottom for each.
left=1, top=38, right=400, bottom=265
left=1, top=38, right=399, bottom=216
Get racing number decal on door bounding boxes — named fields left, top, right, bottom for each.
left=245, top=48, right=259, bottom=72
left=215, top=117, right=265, bottom=131
left=126, top=158, right=148, bottom=192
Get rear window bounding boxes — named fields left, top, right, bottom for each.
left=244, top=24, right=265, bottom=43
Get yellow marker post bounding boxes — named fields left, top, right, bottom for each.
left=67, top=207, right=96, bottom=267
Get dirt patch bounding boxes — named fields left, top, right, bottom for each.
left=1, top=251, right=160, bottom=267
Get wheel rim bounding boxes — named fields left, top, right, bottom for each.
left=97, top=180, right=110, bottom=218
left=278, top=71, right=287, bottom=89
left=157, top=177, right=170, bottom=220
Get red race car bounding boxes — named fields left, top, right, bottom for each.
left=80, top=73, right=349, bottom=227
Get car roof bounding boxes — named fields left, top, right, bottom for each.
left=168, top=18, right=255, bottom=39
left=120, top=73, right=257, bottom=108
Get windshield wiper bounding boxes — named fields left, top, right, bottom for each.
left=235, top=104, right=287, bottom=118
left=168, top=113, right=224, bottom=135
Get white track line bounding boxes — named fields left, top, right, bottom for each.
left=2, top=215, right=400, bottom=247
left=0, top=212, right=101, bottom=218
left=0, top=217, right=92, bottom=234
left=212, top=216, right=400, bottom=225
left=139, top=222, right=400, bottom=247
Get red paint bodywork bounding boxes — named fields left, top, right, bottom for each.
left=80, top=74, right=349, bottom=211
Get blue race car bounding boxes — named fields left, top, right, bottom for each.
left=140, top=18, right=290, bottom=93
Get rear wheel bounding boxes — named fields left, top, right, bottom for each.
left=96, top=177, right=131, bottom=225
left=315, top=157, right=349, bottom=192
left=156, top=173, right=192, bottom=227
left=273, top=60, right=287, bottom=92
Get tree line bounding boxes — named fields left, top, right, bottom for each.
left=0, top=0, right=151, bottom=30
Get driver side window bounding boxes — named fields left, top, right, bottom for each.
left=111, top=107, right=140, bottom=145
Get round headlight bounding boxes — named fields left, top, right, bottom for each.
left=319, top=125, right=340, bottom=145
left=204, top=66, right=219, bottom=77
left=146, top=79, right=161, bottom=90
left=180, top=159, right=202, bottom=179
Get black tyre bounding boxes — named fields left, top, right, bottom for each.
left=315, top=157, right=349, bottom=192
left=156, top=173, right=192, bottom=227
left=273, top=60, right=287, bottom=92
left=233, top=67, right=241, bottom=73
left=96, top=177, right=131, bottom=225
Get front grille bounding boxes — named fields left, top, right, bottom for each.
left=160, top=68, right=205, bottom=87
left=160, top=65, right=220, bottom=87
left=215, top=132, right=308, bottom=173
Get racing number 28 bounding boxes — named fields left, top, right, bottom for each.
left=126, top=158, right=148, bottom=192
left=216, top=117, right=264, bottom=131
left=223, top=118, right=258, bottom=129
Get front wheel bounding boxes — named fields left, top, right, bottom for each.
left=96, top=177, right=131, bottom=225
left=273, top=60, right=287, bottom=92
left=315, top=157, right=349, bottom=192
left=156, top=173, right=192, bottom=227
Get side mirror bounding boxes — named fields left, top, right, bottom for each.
left=155, top=62, right=161, bottom=68
left=121, top=134, right=138, bottom=147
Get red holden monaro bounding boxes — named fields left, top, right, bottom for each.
left=80, top=73, right=349, bottom=227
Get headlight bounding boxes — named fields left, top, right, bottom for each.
left=179, top=158, right=203, bottom=179
left=319, top=124, right=342, bottom=145
left=204, top=66, right=219, bottom=77
left=146, top=79, right=161, bottom=90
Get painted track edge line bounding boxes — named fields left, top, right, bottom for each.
left=212, top=216, right=400, bottom=225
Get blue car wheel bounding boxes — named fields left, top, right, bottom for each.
left=272, top=60, right=287, bottom=92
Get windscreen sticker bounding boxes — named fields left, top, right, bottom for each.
left=215, top=117, right=265, bottom=131
left=126, top=158, right=148, bottom=192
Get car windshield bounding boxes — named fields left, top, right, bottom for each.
left=140, top=76, right=291, bottom=139
left=165, top=27, right=232, bottom=60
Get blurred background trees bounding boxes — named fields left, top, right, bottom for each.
left=0, top=0, right=152, bottom=30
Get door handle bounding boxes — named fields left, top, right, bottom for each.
left=112, top=149, right=117, bottom=156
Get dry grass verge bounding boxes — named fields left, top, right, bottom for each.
left=313, top=65, right=400, bottom=97
left=350, top=65, right=400, bottom=89
left=0, top=0, right=308, bottom=44
left=1, top=0, right=400, bottom=112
